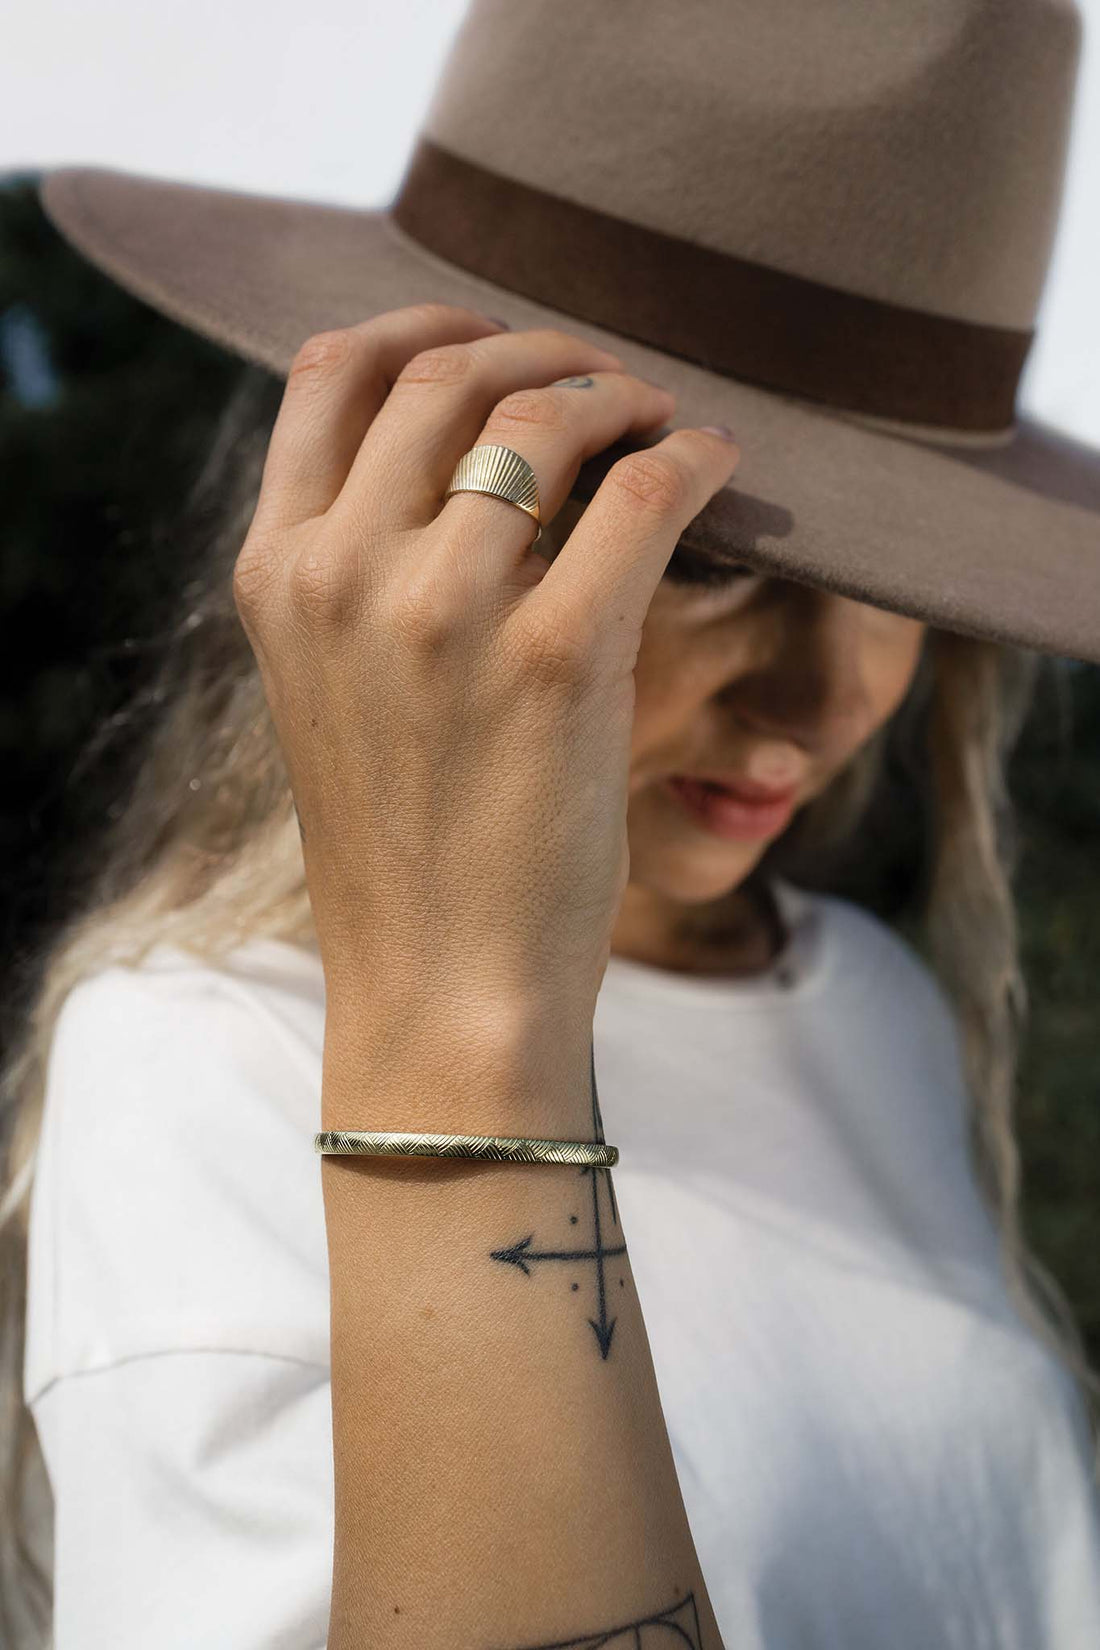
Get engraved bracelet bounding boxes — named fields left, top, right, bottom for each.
left=313, top=1130, right=618, bottom=1167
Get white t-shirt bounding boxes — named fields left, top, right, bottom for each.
left=23, top=879, right=1100, bottom=1648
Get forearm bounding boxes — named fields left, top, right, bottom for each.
left=320, top=1000, right=722, bottom=1649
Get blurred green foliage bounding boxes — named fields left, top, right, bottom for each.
left=1011, top=665, right=1100, bottom=1344
left=0, top=171, right=242, bottom=974
left=1, top=171, right=1097, bottom=1362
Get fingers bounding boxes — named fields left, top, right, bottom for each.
left=244, top=305, right=739, bottom=700
left=515, top=426, right=741, bottom=663
left=252, top=304, right=511, bottom=531
left=335, top=329, right=625, bottom=531
left=435, top=368, right=678, bottom=574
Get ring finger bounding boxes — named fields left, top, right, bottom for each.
left=439, top=369, right=678, bottom=577
left=337, top=329, right=628, bottom=533
left=445, top=374, right=672, bottom=574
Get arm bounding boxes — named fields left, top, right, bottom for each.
left=231, top=299, right=740, bottom=1646
left=321, top=1013, right=722, bottom=1648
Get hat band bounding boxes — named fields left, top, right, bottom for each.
left=392, top=138, right=1031, bottom=434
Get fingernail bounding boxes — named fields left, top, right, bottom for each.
left=485, top=315, right=511, bottom=329
left=700, top=423, right=736, bottom=441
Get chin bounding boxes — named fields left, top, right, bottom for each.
left=628, top=833, right=766, bottom=903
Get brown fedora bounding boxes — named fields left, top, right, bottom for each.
left=36, top=0, right=1100, bottom=663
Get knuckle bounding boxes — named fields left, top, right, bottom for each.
left=608, top=450, right=690, bottom=514
left=489, top=387, right=570, bottom=433
left=528, top=327, right=590, bottom=353
left=232, top=538, right=280, bottom=622
left=381, top=573, right=464, bottom=654
left=395, top=300, right=471, bottom=330
left=508, top=607, right=594, bottom=688
left=287, top=545, right=358, bottom=627
left=396, top=341, right=477, bottom=388
left=289, top=329, right=354, bottom=380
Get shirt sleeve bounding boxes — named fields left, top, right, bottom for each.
left=24, top=948, right=331, bottom=1396
left=31, top=1350, right=333, bottom=1650
left=23, top=947, right=336, bottom=1648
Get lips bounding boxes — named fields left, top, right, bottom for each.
left=665, top=772, right=800, bottom=841
left=682, top=772, right=800, bottom=805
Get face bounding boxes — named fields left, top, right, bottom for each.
left=549, top=498, right=927, bottom=969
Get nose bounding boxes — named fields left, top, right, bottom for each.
left=723, top=587, right=870, bottom=755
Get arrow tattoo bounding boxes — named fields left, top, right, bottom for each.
left=490, top=1040, right=625, bottom=1359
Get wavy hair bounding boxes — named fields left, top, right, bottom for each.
left=1, top=363, right=1097, bottom=1646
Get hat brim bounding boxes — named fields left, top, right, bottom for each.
left=39, top=165, right=1100, bottom=665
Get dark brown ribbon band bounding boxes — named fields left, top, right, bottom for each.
left=392, top=138, right=1031, bottom=432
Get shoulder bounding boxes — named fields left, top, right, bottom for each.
left=779, top=878, right=954, bottom=1011
left=27, top=937, right=331, bottom=1397
left=44, top=932, right=328, bottom=1204
left=777, top=879, right=966, bottom=1087
left=50, top=934, right=326, bottom=1104
left=53, top=931, right=325, bottom=1033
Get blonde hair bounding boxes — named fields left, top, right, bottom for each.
left=1, top=364, right=1096, bottom=1645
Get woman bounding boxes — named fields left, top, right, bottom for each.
left=5, top=1, right=1100, bottom=1645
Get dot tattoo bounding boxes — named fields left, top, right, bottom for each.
left=489, top=1041, right=624, bottom=1360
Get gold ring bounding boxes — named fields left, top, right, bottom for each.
left=443, top=443, right=542, bottom=545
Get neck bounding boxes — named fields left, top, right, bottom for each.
left=609, top=874, right=788, bottom=978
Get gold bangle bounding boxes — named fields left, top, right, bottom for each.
left=313, top=1130, right=618, bottom=1167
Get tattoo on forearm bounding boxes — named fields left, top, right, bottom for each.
left=499, top=1590, right=704, bottom=1648
left=490, top=1043, right=626, bottom=1359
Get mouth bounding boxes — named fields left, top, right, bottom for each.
left=664, top=773, right=800, bottom=842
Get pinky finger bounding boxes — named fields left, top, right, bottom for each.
left=520, top=426, right=741, bottom=658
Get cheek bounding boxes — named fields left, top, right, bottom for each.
left=630, top=610, right=729, bottom=728
left=627, top=623, right=704, bottom=756
left=631, top=606, right=683, bottom=703
left=868, top=622, right=927, bottom=726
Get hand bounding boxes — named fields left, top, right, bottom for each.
left=233, top=303, right=740, bottom=1062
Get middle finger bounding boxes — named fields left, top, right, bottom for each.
left=338, top=328, right=628, bottom=531
left=436, top=368, right=678, bottom=569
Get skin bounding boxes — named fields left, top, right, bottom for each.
left=235, top=304, right=929, bottom=1644
left=545, top=496, right=927, bottom=979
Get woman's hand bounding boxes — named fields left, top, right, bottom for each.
left=233, top=302, right=739, bottom=1068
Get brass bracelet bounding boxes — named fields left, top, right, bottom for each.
left=313, top=1130, right=618, bottom=1167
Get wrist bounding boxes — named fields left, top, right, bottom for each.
left=320, top=991, right=596, bottom=1140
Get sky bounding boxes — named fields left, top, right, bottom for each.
left=4, top=0, right=1099, bottom=440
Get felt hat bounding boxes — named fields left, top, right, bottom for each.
left=37, top=0, right=1100, bottom=662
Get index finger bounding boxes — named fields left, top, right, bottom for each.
left=520, top=426, right=741, bottom=660
left=253, top=303, right=511, bottom=531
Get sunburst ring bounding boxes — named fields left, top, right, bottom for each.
left=443, top=443, right=542, bottom=546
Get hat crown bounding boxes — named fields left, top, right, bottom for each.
left=32, top=0, right=1100, bottom=668
left=420, top=0, right=1082, bottom=330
